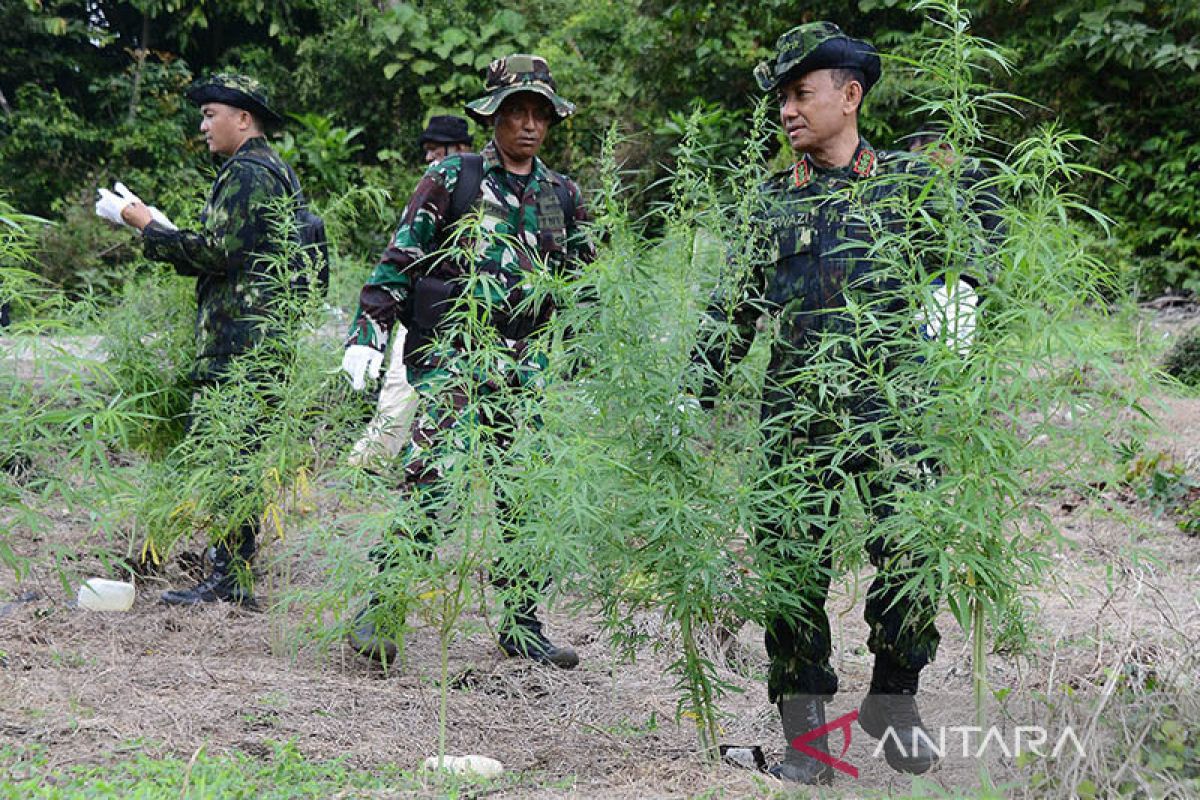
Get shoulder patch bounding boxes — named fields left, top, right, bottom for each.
left=852, top=148, right=877, bottom=177
left=792, top=159, right=813, bottom=189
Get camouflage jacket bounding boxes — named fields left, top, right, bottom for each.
left=348, top=140, right=594, bottom=367
left=703, top=138, right=996, bottom=417
left=142, top=136, right=296, bottom=381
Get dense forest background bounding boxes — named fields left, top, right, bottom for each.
left=2, top=0, right=1198, bottom=299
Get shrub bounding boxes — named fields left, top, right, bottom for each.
left=1162, top=325, right=1200, bottom=388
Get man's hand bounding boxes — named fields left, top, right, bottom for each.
left=94, top=182, right=177, bottom=232
left=341, top=345, right=384, bottom=391
left=120, top=199, right=154, bottom=230
left=114, top=183, right=177, bottom=231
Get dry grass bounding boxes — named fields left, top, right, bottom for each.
left=2, top=314, right=1198, bottom=798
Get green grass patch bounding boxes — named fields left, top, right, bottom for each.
left=0, top=739, right=547, bottom=799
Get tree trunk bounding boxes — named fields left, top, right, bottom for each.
left=126, top=14, right=151, bottom=124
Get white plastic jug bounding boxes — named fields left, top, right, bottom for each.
left=77, top=578, right=135, bottom=611
left=422, top=755, right=504, bottom=778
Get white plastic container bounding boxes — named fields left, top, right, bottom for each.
left=422, top=755, right=504, bottom=778
left=77, top=578, right=135, bottom=611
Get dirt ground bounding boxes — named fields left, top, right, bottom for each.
left=2, top=311, right=1198, bottom=799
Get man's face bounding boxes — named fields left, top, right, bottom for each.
left=423, top=142, right=469, bottom=165
left=199, top=102, right=249, bottom=156
left=777, top=69, right=856, bottom=154
left=492, top=93, right=553, bottom=164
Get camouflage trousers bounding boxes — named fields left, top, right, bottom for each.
left=759, top=424, right=941, bottom=702
left=372, top=359, right=547, bottom=616
left=184, top=369, right=282, bottom=566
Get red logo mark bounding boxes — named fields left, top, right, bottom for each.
left=791, top=709, right=859, bottom=779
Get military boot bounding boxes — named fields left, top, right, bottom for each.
left=858, top=658, right=939, bottom=774
left=345, top=597, right=401, bottom=666
left=161, top=541, right=254, bottom=607
left=768, top=695, right=835, bottom=784
left=498, top=612, right=578, bottom=669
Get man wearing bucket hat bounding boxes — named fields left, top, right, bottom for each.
left=98, top=73, right=306, bottom=608
left=341, top=55, right=593, bottom=668
left=348, top=116, right=474, bottom=468
left=695, top=23, right=975, bottom=782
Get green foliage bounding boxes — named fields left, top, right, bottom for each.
left=0, top=739, right=421, bottom=799
left=1162, top=324, right=1200, bottom=387
left=4, top=0, right=1198, bottom=298
left=0, top=86, right=106, bottom=217
left=369, top=3, right=527, bottom=118
left=33, top=190, right=141, bottom=299
left=95, top=269, right=195, bottom=457
left=1109, top=132, right=1200, bottom=295
left=276, top=112, right=364, bottom=200
left=0, top=195, right=53, bottom=321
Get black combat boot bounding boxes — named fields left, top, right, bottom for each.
left=161, top=536, right=255, bottom=607
left=498, top=612, right=578, bottom=669
left=345, top=597, right=401, bottom=666
left=769, top=695, right=835, bottom=784
left=858, top=657, right=939, bottom=774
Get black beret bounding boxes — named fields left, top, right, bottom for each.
left=186, top=73, right=284, bottom=128
left=418, top=115, right=471, bottom=146
left=754, top=22, right=881, bottom=96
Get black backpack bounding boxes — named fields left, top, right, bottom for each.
left=230, top=155, right=330, bottom=297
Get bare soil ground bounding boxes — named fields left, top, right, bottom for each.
left=2, top=312, right=1198, bottom=799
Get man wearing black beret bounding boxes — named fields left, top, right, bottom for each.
left=100, top=73, right=309, bottom=608
left=699, top=22, right=967, bottom=782
left=418, top=114, right=472, bottom=165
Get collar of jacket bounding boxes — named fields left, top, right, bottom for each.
left=791, top=137, right=878, bottom=188
left=480, top=139, right=555, bottom=184
left=230, top=135, right=273, bottom=158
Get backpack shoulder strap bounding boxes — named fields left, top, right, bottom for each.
left=549, top=171, right=576, bottom=228
left=538, top=168, right=576, bottom=231
left=225, top=154, right=307, bottom=208
left=446, top=153, right=485, bottom=226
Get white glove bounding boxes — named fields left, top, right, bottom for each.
left=114, top=182, right=177, bottom=231
left=341, top=345, right=384, bottom=391
left=95, top=188, right=130, bottom=227
left=918, top=278, right=978, bottom=356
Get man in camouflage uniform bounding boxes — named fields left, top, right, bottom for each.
left=698, top=23, right=989, bottom=782
left=115, top=74, right=303, bottom=607
left=341, top=55, right=593, bottom=668
left=348, top=116, right=475, bottom=468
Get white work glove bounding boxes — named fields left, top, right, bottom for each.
left=94, top=187, right=130, bottom=227
left=341, top=345, right=384, bottom=391
left=918, top=278, right=978, bottom=356
left=113, top=182, right=177, bottom=230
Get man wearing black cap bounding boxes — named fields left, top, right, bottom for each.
left=341, top=55, right=593, bottom=669
left=419, top=115, right=472, bottom=165
left=698, top=23, right=961, bottom=782
left=105, top=73, right=305, bottom=607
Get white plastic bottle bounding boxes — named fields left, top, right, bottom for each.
left=422, top=755, right=504, bottom=778
left=77, top=578, right=135, bottom=611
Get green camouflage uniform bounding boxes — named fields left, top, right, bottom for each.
left=705, top=25, right=987, bottom=696
left=143, top=136, right=295, bottom=382
left=743, top=141, right=948, bottom=701
left=140, top=74, right=297, bottom=572
left=348, top=138, right=594, bottom=489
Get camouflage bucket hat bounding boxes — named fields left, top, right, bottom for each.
left=464, top=54, right=575, bottom=125
left=753, top=22, right=881, bottom=95
left=186, top=73, right=284, bottom=128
